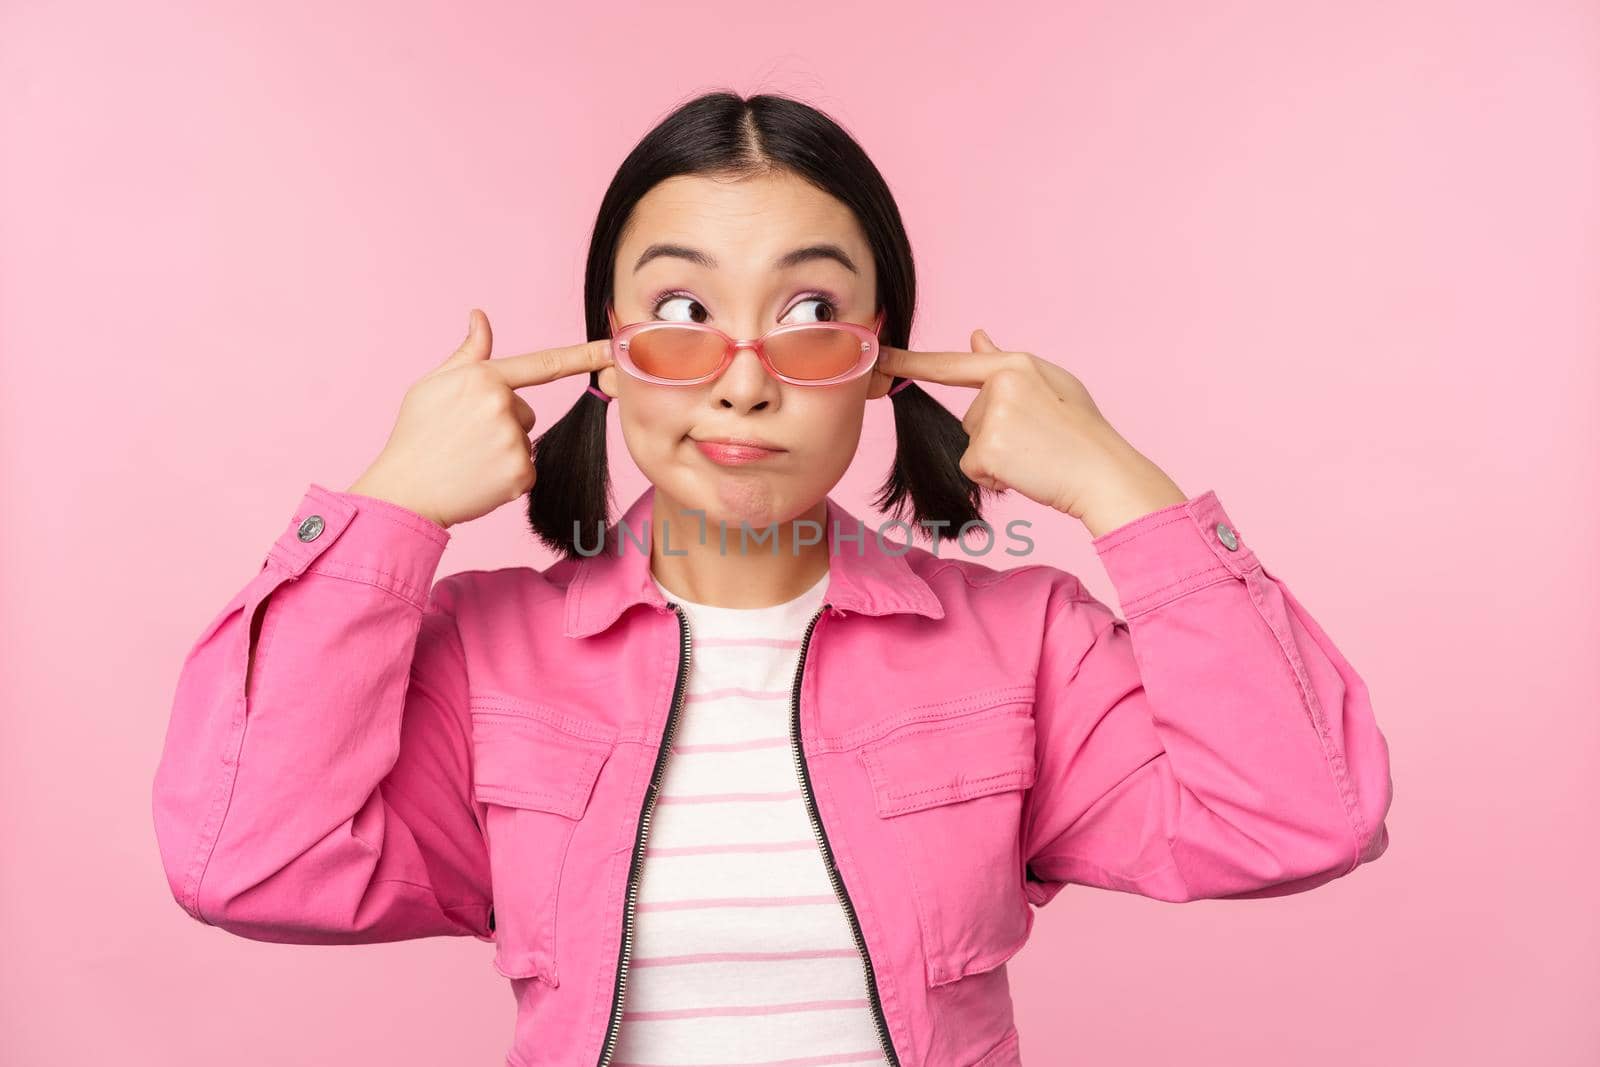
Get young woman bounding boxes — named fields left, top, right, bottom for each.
left=152, top=91, right=1394, bottom=1067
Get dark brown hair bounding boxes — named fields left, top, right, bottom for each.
left=527, top=90, right=992, bottom=559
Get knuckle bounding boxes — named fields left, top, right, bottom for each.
left=482, top=387, right=511, bottom=419
left=457, top=362, right=494, bottom=398
left=494, top=421, right=520, bottom=452
left=1004, top=355, right=1043, bottom=379
left=991, top=365, right=1030, bottom=395
left=538, top=349, right=564, bottom=381
left=511, top=460, right=536, bottom=497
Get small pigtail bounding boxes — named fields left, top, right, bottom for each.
left=873, top=378, right=994, bottom=543
left=526, top=373, right=614, bottom=559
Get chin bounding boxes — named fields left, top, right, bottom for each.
left=669, top=471, right=809, bottom=531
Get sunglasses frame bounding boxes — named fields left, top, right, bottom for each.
left=605, top=305, right=887, bottom=387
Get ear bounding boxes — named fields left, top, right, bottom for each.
left=865, top=364, right=896, bottom=400
left=595, top=365, right=619, bottom=399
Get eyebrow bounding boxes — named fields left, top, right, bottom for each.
left=632, top=242, right=860, bottom=275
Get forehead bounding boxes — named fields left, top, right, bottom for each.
left=616, top=171, right=870, bottom=274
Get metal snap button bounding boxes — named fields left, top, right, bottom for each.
left=297, top=514, right=326, bottom=542
left=1216, top=522, right=1238, bottom=551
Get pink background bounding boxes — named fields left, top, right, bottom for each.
left=3, top=2, right=1596, bottom=1064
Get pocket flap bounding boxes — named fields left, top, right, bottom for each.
left=470, top=702, right=615, bottom=819
left=860, top=709, right=1037, bottom=817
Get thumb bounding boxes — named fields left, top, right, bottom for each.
left=971, top=328, right=1001, bottom=353
left=443, top=308, right=494, bottom=366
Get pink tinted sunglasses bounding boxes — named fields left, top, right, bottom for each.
left=605, top=305, right=886, bottom=387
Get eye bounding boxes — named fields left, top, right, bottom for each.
left=781, top=294, right=839, bottom=325
left=652, top=292, right=710, bottom=324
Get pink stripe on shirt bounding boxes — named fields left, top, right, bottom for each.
left=610, top=571, right=889, bottom=1066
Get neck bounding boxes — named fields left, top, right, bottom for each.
left=647, top=485, right=830, bottom=609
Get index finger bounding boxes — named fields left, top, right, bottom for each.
left=486, top=338, right=615, bottom=389
left=874, top=345, right=1008, bottom=389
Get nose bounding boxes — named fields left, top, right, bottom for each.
left=708, top=339, right=780, bottom=411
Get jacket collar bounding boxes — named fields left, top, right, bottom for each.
left=563, top=483, right=945, bottom=638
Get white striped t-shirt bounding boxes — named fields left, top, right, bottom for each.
left=608, top=570, right=891, bottom=1067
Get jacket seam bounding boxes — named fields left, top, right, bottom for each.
left=186, top=566, right=290, bottom=922
left=1242, top=569, right=1368, bottom=870
left=292, top=557, right=433, bottom=609
left=334, top=491, right=450, bottom=546
left=869, top=766, right=1034, bottom=813
left=1092, top=507, right=1193, bottom=551
left=1119, top=565, right=1236, bottom=617
left=1019, top=603, right=1120, bottom=886
left=824, top=685, right=1036, bottom=752
left=469, top=694, right=621, bottom=744
left=922, top=557, right=1089, bottom=597
left=1028, top=850, right=1189, bottom=900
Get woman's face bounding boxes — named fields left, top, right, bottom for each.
left=596, top=170, right=894, bottom=529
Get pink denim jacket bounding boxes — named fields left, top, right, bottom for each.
left=152, top=482, right=1393, bottom=1067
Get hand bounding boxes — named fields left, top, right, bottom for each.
left=873, top=329, right=1188, bottom=538
left=346, top=308, right=613, bottom=529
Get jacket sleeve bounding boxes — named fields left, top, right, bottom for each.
left=151, top=483, right=494, bottom=944
left=1019, top=489, right=1393, bottom=905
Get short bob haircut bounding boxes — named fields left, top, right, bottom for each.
left=527, top=89, right=994, bottom=559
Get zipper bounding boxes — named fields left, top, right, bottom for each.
left=596, top=603, right=693, bottom=1067
left=789, top=605, right=902, bottom=1066
left=595, top=600, right=900, bottom=1065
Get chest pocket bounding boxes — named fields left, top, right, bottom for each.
left=470, top=695, right=616, bottom=985
left=859, top=694, right=1038, bottom=987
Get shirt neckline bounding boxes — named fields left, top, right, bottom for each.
left=649, top=569, right=830, bottom=621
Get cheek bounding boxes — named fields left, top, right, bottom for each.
left=618, top=391, right=694, bottom=455
left=796, top=393, right=867, bottom=461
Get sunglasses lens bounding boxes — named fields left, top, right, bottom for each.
left=623, top=323, right=871, bottom=382
left=626, top=326, right=728, bottom=381
left=766, top=325, right=867, bottom=381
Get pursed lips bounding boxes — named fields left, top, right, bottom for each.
left=690, top=435, right=787, bottom=465
left=691, top=435, right=786, bottom=451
